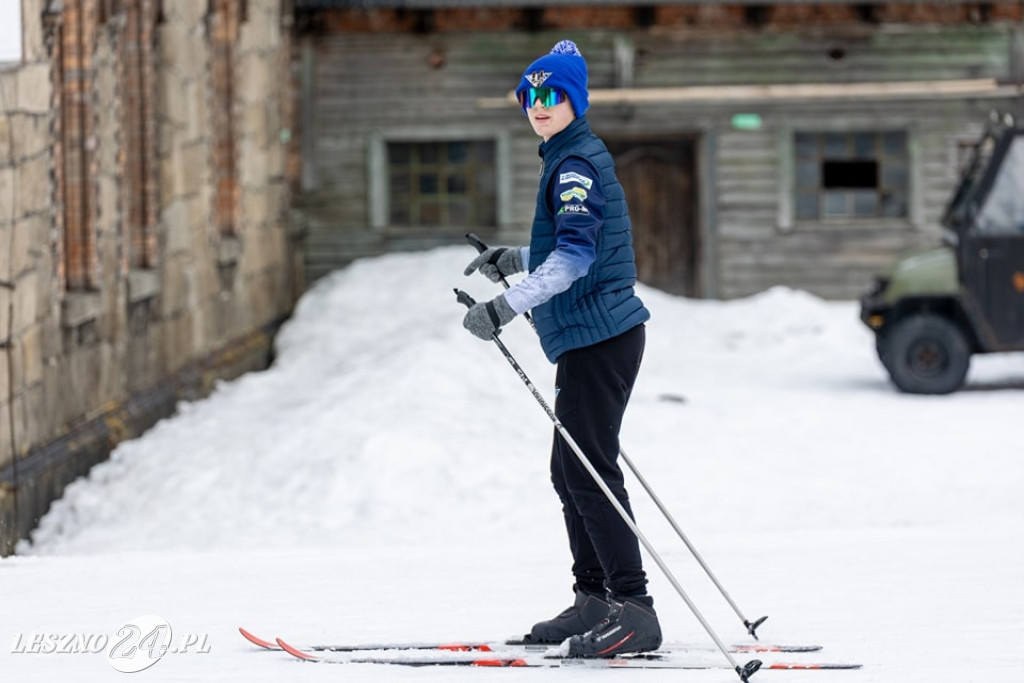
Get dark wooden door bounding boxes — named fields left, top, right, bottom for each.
left=605, top=138, right=699, bottom=296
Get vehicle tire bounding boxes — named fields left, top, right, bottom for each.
left=879, top=314, right=971, bottom=394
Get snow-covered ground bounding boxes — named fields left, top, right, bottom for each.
left=2, top=246, right=1022, bottom=682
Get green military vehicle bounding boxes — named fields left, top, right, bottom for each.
left=860, top=113, right=1024, bottom=394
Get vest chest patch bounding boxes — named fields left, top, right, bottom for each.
left=558, top=171, right=593, bottom=189
left=559, top=187, right=589, bottom=202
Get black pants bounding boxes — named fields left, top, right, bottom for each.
left=550, top=324, right=647, bottom=599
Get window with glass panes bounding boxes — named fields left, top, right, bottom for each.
left=794, top=131, right=908, bottom=221
left=388, top=141, right=497, bottom=227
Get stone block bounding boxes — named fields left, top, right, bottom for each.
left=184, top=79, right=206, bottom=142
left=179, top=0, right=208, bottom=29
left=11, top=112, right=51, bottom=161
left=24, top=379, right=55, bottom=453
left=21, top=2, right=46, bottom=63
left=19, top=323, right=43, bottom=387
left=42, top=354, right=72, bottom=431
left=159, top=151, right=178, bottom=206
left=97, top=174, right=119, bottom=235
left=12, top=269, right=38, bottom=334
left=66, top=343, right=104, bottom=415
left=218, top=235, right=242, bottom=266
left=128, top=268, right=160, bottom=304
left=9, top=218, right=28, bottom=282
left=61, top=290, right=102, bottom=330
left=0, top=167, right=13, bottom=222
left=0, top=71, right=16, bottom=117
left=181, top=142, right=207, bottom=197
left=199, top=182, right=216, bottom=231
left=14, top=154, right=50, bottom=217
left=240, top=0, right=281, bottom=53
left=15, top=63, right=51, bottom=114
left=157, top=18, right=190, bottom=74
left=0, top=224, right=9, bottom=279
left=0, top=398, right=11, bottom=472
left=161, top=199, right=190, bottom=255
left=191, top=252, right=219, bottom=303
left=96, top=339, right=118, bottom=401
left=163, top=311, right=195, bottom=371
left=159, top=74, right=185, bottom=133
left=236, top=54, right=270, bottom=105
left=240, top=101, right=267, bottom=149
left=39, top=317, right=60, bottom=365
left=0, top=115, right=11, bottom=165
left=0, top=286, right=9, bottom=345
left=240, top=186, right=269, bottom=229
left=160, top=257, right=195, bottom=315
left=163, top=141, right=206, bottom=205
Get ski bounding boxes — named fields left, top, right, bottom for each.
left=240, top=627, right=822, bottom=654
left=504, top=636, right=822, bottom=654
left=239, top=627, right=498, bottom=652
left=274, top=637, right=861, bottom=671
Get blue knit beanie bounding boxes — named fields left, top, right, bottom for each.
left=515, top=40, right=589, bottom=118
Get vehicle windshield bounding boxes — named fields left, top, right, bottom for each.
left=975, top=135, right=1024, bottom=235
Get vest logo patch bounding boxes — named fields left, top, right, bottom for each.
left=525, top=70, right=552, bottom=87
left=559, top=172, right=593, bottom=189
left=558, top=204, right=590, bottom=215
left=559, top=187, right=589, bottom=203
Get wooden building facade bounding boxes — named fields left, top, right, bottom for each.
left=290, top=0, right=1023, bottom=299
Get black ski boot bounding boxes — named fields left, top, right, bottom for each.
left=566, top=595, right=662, bottom=657
left=522, top=586, right=610, bottom=644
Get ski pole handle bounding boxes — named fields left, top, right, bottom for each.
left=465, top=232, right=488, bottom=255
left=465, top=233, right=536, bottom=329
left=454, top=288, right=477, bottom=309
left=455, top=289, right=504, bottom=340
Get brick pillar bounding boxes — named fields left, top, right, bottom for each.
left=120, top=0, right=160, bottom=269
left=209, top=0, right=242, bottom=238
left=59, top=0, right=100, bottom=291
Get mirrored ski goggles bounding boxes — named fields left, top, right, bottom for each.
left=518, top=86, right=569, bottom=109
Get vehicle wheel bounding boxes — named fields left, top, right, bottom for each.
left=879, top=314, right=971, bottom=394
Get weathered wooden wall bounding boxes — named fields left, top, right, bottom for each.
left=293, top=5, right=1021, bottom=298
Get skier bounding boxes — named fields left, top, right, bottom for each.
left=462, top=39, right=662, bottom=658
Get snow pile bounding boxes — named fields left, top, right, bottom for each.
left=20, top=247, right=1024, bottom=557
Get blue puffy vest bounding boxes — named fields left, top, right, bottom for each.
left=529, top=117, right=650, bottom=362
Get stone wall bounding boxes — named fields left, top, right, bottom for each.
left=0, top=0, right=303, bottom=555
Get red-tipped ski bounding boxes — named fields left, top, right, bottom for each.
left=277, top=637, right=322, bottom=661
left=240, top=627, right=820, bottom=654
left=240, top=627, right=496, bottom=653
left=272, top=637, right=861, bottom=670
left=238, top=627, right=278, bottom=650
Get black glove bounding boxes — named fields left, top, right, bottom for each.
left=464, top=247, right=524, bottom=283
left=463, top=294, right=516, bottom=340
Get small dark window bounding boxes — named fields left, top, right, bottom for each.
left=823, top=161, right=878, bottom=189
left=795, top=131, right=909, bottom=221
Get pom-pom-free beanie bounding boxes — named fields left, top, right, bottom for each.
left=515, top=40, right=589, bottom=118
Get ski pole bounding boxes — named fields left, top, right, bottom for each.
left=465, top=233, right=767, bottom=640
left=454, top=289, right=761, bottom=683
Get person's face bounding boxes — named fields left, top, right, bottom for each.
left=521, top=87, right=575, bottom=141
